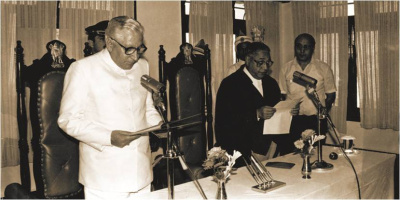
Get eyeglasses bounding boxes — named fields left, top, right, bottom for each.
left=108, top=35, right=147, bottom=55
left=253, top=59, right=274, bottom=68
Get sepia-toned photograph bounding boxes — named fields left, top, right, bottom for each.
left=1, top=1, right=398, bottom=199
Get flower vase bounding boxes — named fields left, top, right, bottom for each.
left=301, top=154, right=312, bottom=179
left=216, top=179, right=227, bottom=199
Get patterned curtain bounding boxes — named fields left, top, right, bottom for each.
left=354, top=1, right=399, bottom=130
left=1, top=1, right=57, bottom=167
left=292, top=1, right=348, bottom=135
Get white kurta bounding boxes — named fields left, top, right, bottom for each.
left=58, top=49, right=162, bottom=192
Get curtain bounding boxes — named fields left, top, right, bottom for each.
left=354, top=1, right=399, bottom=130
left=59, top=1, right=134, bottom=60
left=292, top=1, right=348, bottom=135
left=15, top=1, right=58, bottom=65
left=189, top=1, right=234, bottom=145
left=1, top=1, right=57, bottom=167
left=2, top=2, right=18, bottom=168
left=244, top=1, right=280, bottom=80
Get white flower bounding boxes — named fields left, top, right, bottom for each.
left=222, top=150, right=242, bottom=179
left=232, top=150, right=242, bottom=161
left=294, top=139, right=305, bottom=149
left=314, top=135, right=326, bottom=143
left=301, top=129, right=316, bottom=140
left=208, top=147, right=222, bottom=156
left=203, top=148, right=242, bottom=180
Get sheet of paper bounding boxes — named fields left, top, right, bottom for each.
left=124, top=123, right=163, bottom=136
left=263, top=100, right=299, bottom=135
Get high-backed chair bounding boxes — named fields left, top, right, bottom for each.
left=152, top=43, right=213, bottom=190
left=5, top=71, right=83, bottom=199
left=37, top=71, right=82, bottom=198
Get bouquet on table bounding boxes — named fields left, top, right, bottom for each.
left=203, top=147, right=242, bottom=199
left=202, top=147, right=242, bottom=181
left=294, top=129, right=326, bottom=156
left=294, top=129, right=326, bottom=179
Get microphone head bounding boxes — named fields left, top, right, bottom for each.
left=141, top=75, right=166, bottom=93
left=293, top=71, right=317, bottom=88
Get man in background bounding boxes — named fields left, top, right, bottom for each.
left=84, top=20, right=108, bottom=56
left=278, top=33, right=336, bottom=155
left=226, top=35, right=252, bottom=76
left=58, top=16, right=162, bottom=199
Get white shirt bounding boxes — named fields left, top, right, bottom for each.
left=243, top=66, right=263, bottom=96
left=58, top=49, right=162, bottom=192
left=227, top=60, right=245, bottom=76
left=279, top=57, right=336, bottom=116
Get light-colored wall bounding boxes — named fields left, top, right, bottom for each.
left=279, top=3, right=294, bottom=66
left=137, top=1, right=182, bottom=79
left=1, top=163, right=36, bottom=197
left=326, top=122, right=399, bottom=154
left=345, top=122, right=399, bottom=154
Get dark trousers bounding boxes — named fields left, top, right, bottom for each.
left=277, top=115, right=327, bottom=156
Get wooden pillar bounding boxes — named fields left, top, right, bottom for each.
left=15, top=40, right=31, bottom=191
left=204, top=45, right=214, bottom=150
left=158, top=45, right=168, bottom=113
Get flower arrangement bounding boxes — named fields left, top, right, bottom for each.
left=202, top=147, right=242, bottom=180
left=294, top=129, right=326, bottom=155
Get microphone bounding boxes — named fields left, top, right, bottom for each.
left=141, top=75, right=166, bottom=93
left=293, top=71, right=317, bottom=88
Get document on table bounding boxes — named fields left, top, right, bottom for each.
left=263, top=100, right=299, bottom=135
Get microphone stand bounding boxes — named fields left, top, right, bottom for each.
left=306, top=87, right=334, bottom=171
left=152, top=92, right=207, bottom=200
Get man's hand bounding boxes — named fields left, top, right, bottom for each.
left=111, top=130, right=143, bottom=148
left=257, top=106, right=276, bottom=120
left=325, top=92, right=336, bottom=113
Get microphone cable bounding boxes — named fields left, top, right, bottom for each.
left=329, top=122, right=361, bottom=199
left=306, top=87, right=360, bottom=199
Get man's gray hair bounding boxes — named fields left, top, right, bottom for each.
left=105, top=16, right=144, bottom=36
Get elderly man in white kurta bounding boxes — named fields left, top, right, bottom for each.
left=58, top=16, right=162, bottom=199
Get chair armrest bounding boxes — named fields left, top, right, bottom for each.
left=4, top=183, right=37, bottom=199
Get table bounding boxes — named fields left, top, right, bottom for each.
left=139, top=146, right=396, bottom=199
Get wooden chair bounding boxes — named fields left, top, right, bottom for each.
left=5, top=71, right=83, bottom=199
left=5, top=41, right=82, bottom=199
left=152, top=43, right=214, bottom=190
